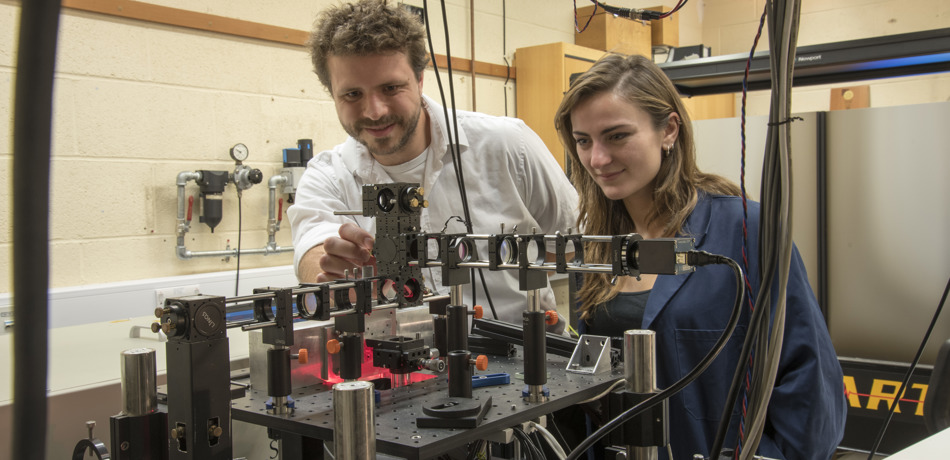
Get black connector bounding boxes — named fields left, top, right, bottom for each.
left=595, top=2, right=664, bottom=21
left=686, top=250, right=728, bottom=267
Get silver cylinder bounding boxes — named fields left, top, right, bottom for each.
left=450, top=284, right=463, bottom=306
left=527, top=289, right=541, bottom=313
left=392, top=373, right=409, bottom=388
left=120, top=348, right=158, bottom=416
left=526, top=384, right=547, bottom=403
left=623, top=330, right=658, bottom=460
left=333, top=380, right=376, bottom=459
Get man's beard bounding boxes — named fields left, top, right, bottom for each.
left=346, top=102, right=423, bottom=158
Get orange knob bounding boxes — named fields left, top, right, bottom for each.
left=473, top=305, right=484, bottom=319
left=545, top=310, right=559, bottom=326
left=297, top=348, right=308, bottom=364
left=475, top=355, right=488, bottom=371
left=326, top=339, right=341, bottom=354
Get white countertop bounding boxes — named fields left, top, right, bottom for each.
left=887, top=426, right=950, bottom=459
left=1, top=315, right=249, bottom=404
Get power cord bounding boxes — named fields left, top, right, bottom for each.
left=586, top=0, right=688, bottom=21
left=422, top=0, right=498, bottom=318
left=710, top=7, right=770, bottom=456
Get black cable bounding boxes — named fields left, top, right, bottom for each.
left=513, top=427, right=544, bottom=460
left=709, top=5, right=770, bottom=457
left=530, top=431, right=549, bottom=459
left=566, top=252, right=746, bottom=460
left=422, top=0, right=498, bottom=318
left=465, top=439, right=483, bottom=460
left=436, top=0, right=481, bottom=309
left=868, top=276, right=950, bottom=459
left=574, top=0, right=598, bottom=33
left=588, top=0, right=671, bottom=21
left=235, top=190, right=243, bottom=296
left=548, top=411, right=575, bottom=452
left=12, top=2, right=61, bottom=460
left=736, top=1, right=800, bottom=455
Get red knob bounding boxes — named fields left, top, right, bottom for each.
left=475, top=355, right=488, bottom=371
left=326, top=339, right=341, bottom=354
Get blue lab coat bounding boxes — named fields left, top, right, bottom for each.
left=591, top=193, right=847, bottom=459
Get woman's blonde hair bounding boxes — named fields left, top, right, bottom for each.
left=555, top=54, right=740, bottom=318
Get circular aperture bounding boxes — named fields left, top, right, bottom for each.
left=376, top=188, right=396, bottom=212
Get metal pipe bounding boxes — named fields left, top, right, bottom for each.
left=447, top=304, right=469, bottom=352
left=175, top=170, right=293, bottom=260
left=120, top=348, right=158, bottom=417
left=267, top=173, right=290, bottom=250
left=176, top=171, right=202, bottom=248
left=333, top=381, right=376, bottom=459
left=231, top=292, right=452, bottom=330
left=176, top=245, right=293, bottom=260
left=450, top=284, right=464, bottom=306
left=527, top=289, right=541, bottom=313
left=624, top=330, right=658, bottom=460
left=448, top=351, right=473, bottom=398
left=225, top=293, right=277, bottom=304
left=524, top=289, right=546, bottom=402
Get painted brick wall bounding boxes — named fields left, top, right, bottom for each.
left=3, top=0, right=948, bottom=294
left=0, top=0, right=578, bottom=294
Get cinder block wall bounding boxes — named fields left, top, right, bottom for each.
left=0, top=0, right=577, bottom=294
left=2, top=0, right=948, bottom=295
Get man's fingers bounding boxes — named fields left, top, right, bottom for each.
left=339, top=222, right=375, bottom=251
left=317, top=253, right=378, bottom=281
left=323, top=235, right=371, bottom=265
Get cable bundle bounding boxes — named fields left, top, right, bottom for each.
left=710, top=1, right=802, bottom=458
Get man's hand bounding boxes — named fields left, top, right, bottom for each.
left=299, top=223, right=376, bottom=283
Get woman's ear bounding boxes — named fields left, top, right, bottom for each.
left=664, top=112, right=681, bottom=146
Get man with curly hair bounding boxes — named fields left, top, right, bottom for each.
left=288, top=0, right=578, bottom=330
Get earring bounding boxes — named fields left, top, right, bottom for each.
left=664, top=145, right=673, bottom=157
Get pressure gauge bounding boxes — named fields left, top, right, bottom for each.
left=230, top=143, right=249, bottom=162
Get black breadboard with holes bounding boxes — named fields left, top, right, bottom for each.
left=231, top=347, right=622, bottom=459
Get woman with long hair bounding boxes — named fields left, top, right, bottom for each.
left=555, top=54, right=845, bottom=459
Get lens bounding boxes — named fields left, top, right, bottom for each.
left=376, top=188, right=395, bottom=212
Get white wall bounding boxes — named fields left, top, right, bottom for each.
left=4, top=1, right=947, bottom=295
left=1, top=0, right=579, bottom=295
